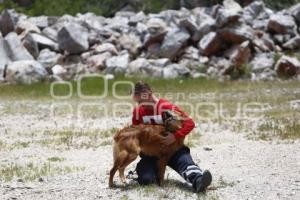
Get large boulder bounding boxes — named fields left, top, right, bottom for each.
left=208, top=56, right=231, bottom=77
left=252, top=32, right=275, bottom=52
left=15, top=20, right=41, bottom=36
left=197, top=14, right=216, bottom=39
left=282, top=36, right=300, bottom=50
left=42, top=27, right=58, bottom=42
left=275, top=56, right=300, bottom=77
left=220, top=25, right=255, bottom=44
left=159, top=28, right=190, bottom=60
left=267, top=13, right=296, bottom=35
left=0, top=39, right=11, bottom=78
left=290, top=3, right=300, bottom=24
left=198, top=32, right=222, bottom=56
left=0, top=9, right=18, bottom=36
left=127, top=58, right=150, bottom=75
left=51, top=64, right=67, bottom=76
left=128, top=11, right=147, bottom=26
left=119, top=33, right=142, bottom=56
left=5, top=32, right=34, bottom=61
left=163, top=64, right=190, bottom=79
left=273, top=34, right=293, bottom=46
left=28, top=16, right=52, bottom=29
left=216, top=0, right=242, bottom=27
left=193, top=8, right=217, bottom=33
left=23, top=34, right=39, bottom=58
left=251, top=53, right=275, bottom=73
left=143, top=18, right=168, bottom=48
left=37, top=49, right=62, bottom=70
left=104, top=51, right=130, bottom=74
left=106, top=16, right=130, bottom=33
left=243, top=1, right=270, bottom=25
left=5, top=60, right=48, bottom=84
left=223, top=0, right=242, bottom=14
left=127, top=58, right=169, bottom=77
left=57, top=23, right=89, bottom=54
left=229, top=41, right=251, bottom=67
left=27, top=33, right=59, bottom=51
left=85, top=52, right=112, bottom=72
left=181, top=46, right=200, bottom=61
left=93, top=43, right=118, bottom=55
left=179, top=17, right=201, bottom=42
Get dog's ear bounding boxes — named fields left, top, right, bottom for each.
left=162, top=110, right=183, bottom=132
left=162, top=110, right=172, bottom=122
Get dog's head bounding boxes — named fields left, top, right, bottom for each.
left=162, top=110, right=184, bottom=132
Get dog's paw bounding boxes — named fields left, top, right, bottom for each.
left=121, top=180, right=127, bottom=186
left=108, top=182, right=115, bottom=188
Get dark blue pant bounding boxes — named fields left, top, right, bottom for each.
left=136, top=146, right=203, bottom=187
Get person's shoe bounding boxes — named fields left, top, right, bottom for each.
left=194, top=170, right=212, bottom=193
left=126, top=170, right=138, bottom=181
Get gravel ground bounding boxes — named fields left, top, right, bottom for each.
left=0, top=100, right=299, bottom=200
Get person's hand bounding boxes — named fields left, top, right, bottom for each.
left=162, top=132, right=176, bottom=146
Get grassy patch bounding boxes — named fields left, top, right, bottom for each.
left=1, top=76, right=300, bottom=142
left=2, top=76, right=299, bottom=100
left=217, top=176, right=235, bottom=188
left=0, top=162, right=84, bottom=182
left=47, top=157, right=66, bottom=162
left=254, top=114, right=300, bottom=140
left=36, top=129, right=116, bottom=149
left=0, top=140, right=32, bottom=151
left=0, top=140, right=7, bottom=150
left=12, top=141, right=31, bottom=149
left=129, top=180, right=220, bottom=200
left=185, top=131, right=202, bottom=148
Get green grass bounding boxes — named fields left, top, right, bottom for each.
left=185, top=130, right=202, bottom=147
left=0, top=76, right=220, bottom=99
left=0, top=140, right=7, bottom=150
left=0, top=140, right=32, bottom=151
left=0, top=0, right=297, bottom=17
left=47, top=157, right=66, bottom=162
left=1, top=76, right=300, bottom=141
left=125, top=180, right=220, bottom=200
left=254, top=114, right=300, bottom=140
left=1, top=76, right=300, bottom=100
left=36, top=129, right=117, bottom=149
left=0, top=162, right=84, bottom=182
left=217, top=176, right=235, bottom=188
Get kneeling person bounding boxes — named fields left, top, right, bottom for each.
left=131, top=81, right=212, bottom=193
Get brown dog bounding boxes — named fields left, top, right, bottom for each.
left=109, top=111, right=184, bottom=187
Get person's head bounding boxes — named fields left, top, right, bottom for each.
left=132, top=81, right=153, bottom=104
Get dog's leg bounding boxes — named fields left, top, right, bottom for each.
left=109, top=149, right=128, bottom=187
left=119, top=153, right=138, bottom=185
left=109, top=162, right=119, bottom=187
left=119, top=168, right=126, bottom=184
left=109, top=143, right=119, bottom=187
left=157, top=159, right=167, bottom=186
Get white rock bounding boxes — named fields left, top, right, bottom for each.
left=275, top=55, right=300, bottom=77
left=15, top=20, right=41, bottom=36
left=105, top=52, right=130, bottom=74
left=160, top=28, right=190, bottom=60
left=52, top=64, right=67, bottom=75
left=37, top=49, right=62, bottom=69
left=94, top=43, right=118, bottom=55
left=57, top=23, right=89, bottom=54
left=5, top=60, right=48, bottom=84
left=5, top=32, right=34, bottom=61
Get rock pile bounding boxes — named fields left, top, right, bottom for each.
left=1, top=0, right=300, bottom=84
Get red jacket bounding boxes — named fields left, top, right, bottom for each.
left=132, top=98, right=195, bottom=139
